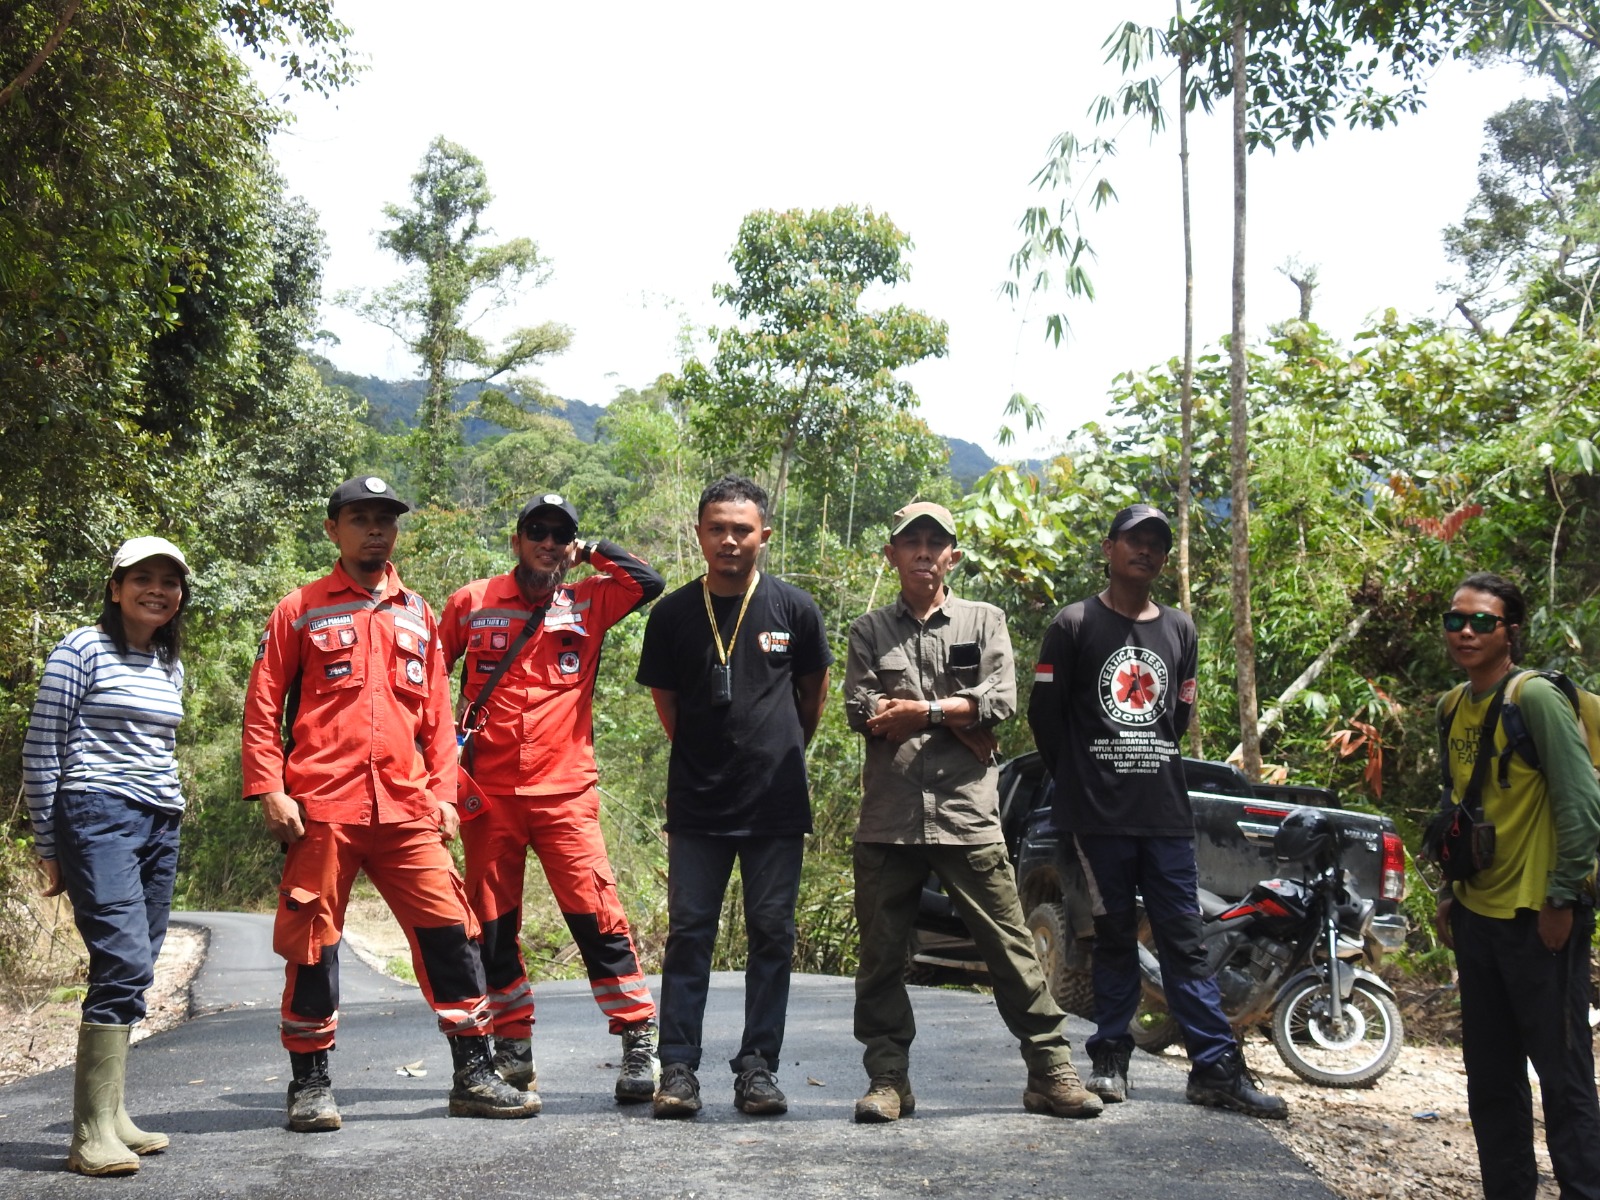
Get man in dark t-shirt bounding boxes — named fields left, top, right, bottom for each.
left=1028, top=503, right=1285, bottom=1120
left=635, top=475, right=832, bottom=1119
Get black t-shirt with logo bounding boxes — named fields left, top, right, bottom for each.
left=1027, top=595, right=1197, bottom=837
left=635, top=573, right=832, bottom=836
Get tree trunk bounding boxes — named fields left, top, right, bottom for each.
left=1230, top=608, right=1373, bottom=759
left=1228, top=4, right=1261, bottom=780
left=1176, top=2, right=1201, bottom=758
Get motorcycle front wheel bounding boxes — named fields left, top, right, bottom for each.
left=1271, top=976, right=1403, bottom=1087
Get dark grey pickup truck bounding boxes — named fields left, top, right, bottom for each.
left=909, top=752, right=1409, bottom=1016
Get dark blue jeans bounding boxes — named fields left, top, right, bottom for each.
left=657, top=832, right=803, bottom=1073
left=1453, top=902, right=1600, bottom=1200
left=1067, top=833, right=1236, bottom=1069
left=53, top=790, right=181, bottom=1025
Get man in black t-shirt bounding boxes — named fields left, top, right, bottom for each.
left=635, top=475, right=832, bottom=1119
left=1028, top=503, right=1285, bottom=1120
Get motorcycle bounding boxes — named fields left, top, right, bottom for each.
left=1130, top=807, right=1404, bottom=1088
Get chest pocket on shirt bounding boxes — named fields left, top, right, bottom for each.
left=306, top=626, right=363, bottom=694
left=947, top=640, right=981, bottom=679
left=876, top=649, right=913, bottom=698
left=391, top=620, right=430, bottom=701
left=538, top=629, right=588, bottom=688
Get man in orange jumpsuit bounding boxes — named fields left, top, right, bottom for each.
left=442, top=491, right=664, bottom=1106
left=242, top=475, right=538, bottom=1131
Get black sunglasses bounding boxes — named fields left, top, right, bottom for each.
left=1441, top=611, right=1509, bottom=635
left=521, top=521, right=576, bottom=545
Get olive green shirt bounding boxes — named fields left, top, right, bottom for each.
left=844, top=590, right=1015, bottom=845
left=1440, top=671, right=1600, bottom=915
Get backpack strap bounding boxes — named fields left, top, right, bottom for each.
left=1496, top=668, right=1586, bottom=787
left=1437, top=683, right=1469, bottom=805
left=1439, top=678, right=1508, bottom=822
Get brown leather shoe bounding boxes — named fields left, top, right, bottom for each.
left=854, top=1070, right=916, bottom=1123
left=1023, top=1060, right=1104, bottom=1119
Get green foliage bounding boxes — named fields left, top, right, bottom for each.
left=353, top=136, right=572, bottom=505
left=676, top=206, right=950, bottom=515
left=0, top=2, right=361, bottom=925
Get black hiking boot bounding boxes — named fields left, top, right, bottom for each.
left=615, top=1020, right=660, bottom=1104
left=1185, top=1048, right=1288, bottom=1119
left=652, top=1062, right=702, bottom=1119
left=732, top=1054, right=787, bottom=1116
left=448, top=1035, right=541, bottom=1118
left=1087, top=1042, right=1131, bottom=1104
left=286, top=1049, right=341, bottom=1133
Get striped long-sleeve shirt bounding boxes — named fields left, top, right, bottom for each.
left=22, top=626, right=185, bottom=860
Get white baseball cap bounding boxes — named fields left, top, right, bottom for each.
left=110, top=536, right=190, bottom=576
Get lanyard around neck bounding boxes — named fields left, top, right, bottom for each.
left=702, top=570, right=760, bottom=666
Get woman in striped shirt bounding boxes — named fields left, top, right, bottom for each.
left=23, top=536, right=190, bottom=1176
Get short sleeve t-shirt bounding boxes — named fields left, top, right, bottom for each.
left=636, top=573, right=832, bottom=836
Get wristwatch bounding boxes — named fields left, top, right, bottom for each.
left=927, top=701, right=944, bottom=726
left=580, top=540, right=597, bottom=563
left=1547, top=896, right=1574, bottom=910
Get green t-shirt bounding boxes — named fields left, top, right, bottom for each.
left=1440, top=671, right=1600, bottom=918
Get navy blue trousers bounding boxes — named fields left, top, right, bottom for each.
left=1068, top=833, right=1236, bottom=1069
left=53, top=790, right=181, bottom=1025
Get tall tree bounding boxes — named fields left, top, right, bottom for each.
left=676, top=206, right=949, bottom=520
left=1447, top=42, right=1600, bottom=328
left=356, top=136, right=570, bottom=505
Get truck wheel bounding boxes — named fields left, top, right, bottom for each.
left=1028, top=902, right=1094, bottom=1018
left=903, top=940, right=943, bottom=987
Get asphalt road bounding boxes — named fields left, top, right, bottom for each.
left=0, top=912, right=1334, bottom=1200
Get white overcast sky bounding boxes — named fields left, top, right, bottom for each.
left=260, top=0, right=1537, bottom=458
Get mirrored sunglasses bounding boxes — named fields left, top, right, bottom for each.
left=1441, top=611, right=1507, bottom=635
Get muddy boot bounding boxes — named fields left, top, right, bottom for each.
left=67, top=1023, right=140, bottom=1176
left=1022, top=1058, right=1104, bottom=1119
left=286, top=1049, right=342, bottom=1132
left=492, top=1035, right=538, bottom=1096
left=448, top=1035, right=541, bottom=1118
left=1087, top=1042, right=1131, bottom=1104
left=854, top=1069, right=916, bottom=1123
left=614, top=1020, right=659, bottom=1104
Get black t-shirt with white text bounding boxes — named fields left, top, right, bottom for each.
left=1027, top=595, right=1197, bottom=837
left=635, top=573, right=832, bottom=836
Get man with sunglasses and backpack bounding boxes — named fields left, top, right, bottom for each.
left=1432, top=572, right=1600, bottom=1200
left=441, top=492, right=664, bottom=1109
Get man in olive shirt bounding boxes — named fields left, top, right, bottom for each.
left=843, top=501, right=1100, bottom=1123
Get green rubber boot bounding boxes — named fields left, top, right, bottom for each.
left=67, top=1024, right=141, bottom=1176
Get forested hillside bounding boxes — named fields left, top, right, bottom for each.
left=3, top=1, right=1598, bottom=993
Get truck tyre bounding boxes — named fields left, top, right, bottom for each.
left=903, top=938, right=943, bottom=987
left=1027, top=902, right=1094, bottom=1018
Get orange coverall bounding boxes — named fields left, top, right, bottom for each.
left=243, top=560, right=489, bottom=1052
left=441, top=541, right=662, bottom=1037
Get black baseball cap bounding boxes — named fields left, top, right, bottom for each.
left=1107, top=503, right=1172, bottom=549
left=327, top=475, right=410, bottom=519
left=517, top=491, right=579, bottom=531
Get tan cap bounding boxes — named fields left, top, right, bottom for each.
left=889, top=501, right=957, bottom=540
left=111, top=536, right=189, bottom=575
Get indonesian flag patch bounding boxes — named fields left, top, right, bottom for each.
left=1034, top=664, right=1055, bottom=684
